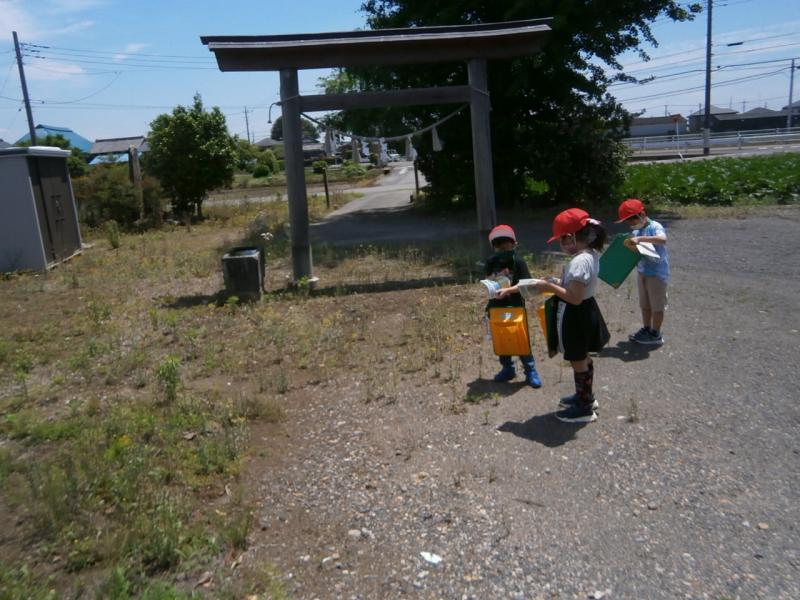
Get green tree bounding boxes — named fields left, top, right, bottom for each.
left=19, top=133, right=89, bottom=178
left=233, top=136, right=259, bottom=172
left=269, top=115, right=319, bottom=142
left=252, top=148, right=279, bottom=177
left=146, top=94, right=236, bottom=219
left=72, top=164, right=164, bottom=228
left=329, top=1, right=699, bottom=207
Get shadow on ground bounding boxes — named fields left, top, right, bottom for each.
left=599, top=340, right=659, bottom=362
left=497, top=414, right=589, bottom=447
left=466, top=377, right=530, bottom=399
left=311, top=276, right=467, bottom=297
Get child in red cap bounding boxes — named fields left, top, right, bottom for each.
left=616, top=199, right=669, bottom=346
left=498, top=209, right=609, bottom=422
left=485, top=224, right=542, bottom=388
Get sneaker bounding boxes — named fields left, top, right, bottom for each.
left=493, top=365, right=516, bottom=382
left=639, top=330, right=664, bottom=346
left=559, top=393, right=599, bottom=411
left=555, top=404, right=597, bottom=423
left=629, top=327, right=652, bottom=344
left=524, top=367, right=542, bottom=388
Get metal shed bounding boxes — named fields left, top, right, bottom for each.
left=0, top=146, right=83, bottom=271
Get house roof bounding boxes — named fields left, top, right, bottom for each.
left=14, top=124, right=93, bottom=152
left=781, top=99, right=800, bottom=110
left=716, top=108, right=791, bottom=121
left=688, top=105, right=738, bottom=117
left=90, top=136, right=147, bottom=155
left=255, top=137, right=283, bottom=148
left=742, top=107, right=778, bottom=116
left=631, top=115, right=686, bottom=126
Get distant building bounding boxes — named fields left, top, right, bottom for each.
left=782, top=100, right=800, bottom=128
left=15, top=124, right=93, bottom=152
left=628, top=114, right=687, bottom=137
left=254, top=137, right=283, bottom=150
left=711, top=107, right=793, bottom=133
left=0, top=139, right=11, bottom=149
left=88, top=136, right=148, bottom=165
left=254, top=137, right=325, bottom=161
left=687, top=105, right=737, bottom=133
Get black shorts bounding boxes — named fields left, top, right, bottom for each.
left=558, top=297, right=610, bottom=361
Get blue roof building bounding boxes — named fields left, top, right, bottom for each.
left=15, top=124, right=93, bottom=153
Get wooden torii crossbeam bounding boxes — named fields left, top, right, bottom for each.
left=202, top=19, right=552, bottom=282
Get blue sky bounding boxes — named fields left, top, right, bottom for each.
left=0, top=0, right=798, bottom=144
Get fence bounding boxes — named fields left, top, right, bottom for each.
left=623, top=127, right=800, bottom=154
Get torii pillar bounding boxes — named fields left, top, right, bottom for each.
left=202, top=19, right=552, bottom=282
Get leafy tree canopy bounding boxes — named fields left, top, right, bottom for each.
left=326, top=0, right=699, bottom=207
left=145, top=93, right=236, bottom=218
left=19, top=133, right=88, bottom=178
left=269, top=115, right=319, bottom=142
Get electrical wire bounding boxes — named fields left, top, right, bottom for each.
left=615, top=67, right=788, bottom=103
left=23, top=43, right=213, bottom=62
left=0, top=60, right=16, bottom=98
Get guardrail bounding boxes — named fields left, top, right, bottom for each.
left=623, top=127, right=800, bottom=153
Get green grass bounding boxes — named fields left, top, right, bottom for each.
left=621, top=152, right=800, bottom=207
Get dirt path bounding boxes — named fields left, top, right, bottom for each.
left=241, top=207, right=800, bottom=599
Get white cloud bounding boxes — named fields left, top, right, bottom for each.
left=113, top=42, right=147, bottom=61
left=24, top=61, right=87, bottom=82
left=0, top=0, right=97, bottom=40
left=44, top=0, right=108, bottom=15
left=0, top=0, right=39, bottom=39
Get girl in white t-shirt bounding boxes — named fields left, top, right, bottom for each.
left=498, top=208, right=609, bottom=423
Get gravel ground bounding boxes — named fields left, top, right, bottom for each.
left=242, top=207, right=800, bottom=599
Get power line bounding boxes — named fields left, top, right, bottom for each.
left=22, top=43, right=212, bottom=62
left=22, top=53, right=218, bottom=71
left=0, top=60, right=16, bottom=97
left=615, top=67, right=788, bottom=103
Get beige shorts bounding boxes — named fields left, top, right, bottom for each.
left=637, top=273, right=668, bottom=312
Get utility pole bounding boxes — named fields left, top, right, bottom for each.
left=702, top=0, right=713, bottom=156
left=12, top=31, right=36, bottom=145
left=787, top=58, right=796, bottom=129
left=244, top=106, right=251, bottom=143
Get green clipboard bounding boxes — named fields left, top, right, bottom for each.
left=599, top=233, right=639, bottom=289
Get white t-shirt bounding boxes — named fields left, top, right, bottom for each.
left=561, top=249, right=599, bottom=300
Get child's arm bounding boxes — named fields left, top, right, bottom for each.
left=536, top=279, right=586, bottom=306
left=497, top=279, right=585, bottom=306
left=630, top=233, right=666, bottom=245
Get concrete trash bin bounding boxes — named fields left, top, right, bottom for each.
left=222, top=247, right=264, bottom=301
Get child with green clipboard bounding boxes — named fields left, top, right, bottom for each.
left=615, top=199, right=670, bottom=346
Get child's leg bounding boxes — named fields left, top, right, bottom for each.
left=651, top=311, right=664, bottom=333
left=519, top=354, right=541, bottom=388
left=556, top=358, right=598, bottom=421
left=494, top=356, right=516, bottom=382
left=570, top=359, right=593, bottom=407
left=641, top=307, right=652, bottom=330
left=637, top=273, right=652, bottom=329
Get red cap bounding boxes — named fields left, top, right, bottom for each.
left=547, top=208, right=591, bottom=243
left=488, top=224, right=516, bottom=243
left=616, top=198, right=645, bottom=223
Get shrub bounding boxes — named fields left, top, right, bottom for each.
left=341, top=160, right=366, bottom=178
left=252, top=149, right=278, bottom=178
left=73, top=165, right=164, bottom=229
left=106, top=220, right=121, bottom=249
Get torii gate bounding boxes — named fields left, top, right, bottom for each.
left=202, top=19, right=552, bottom=283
